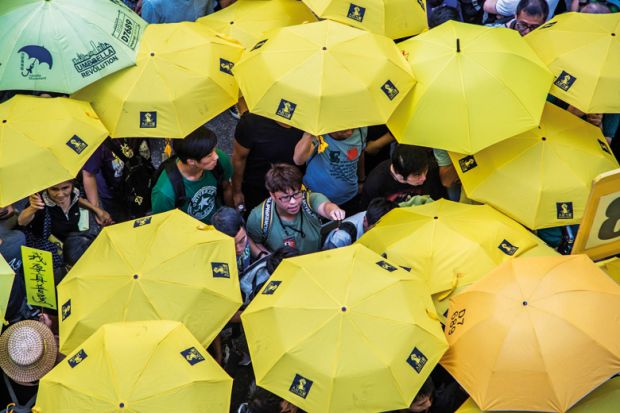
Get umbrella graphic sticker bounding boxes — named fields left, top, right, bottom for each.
left=18, top=45, right=53, bottom=78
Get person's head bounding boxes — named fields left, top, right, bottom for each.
left=245, top=382, right=299, bottom=413
left=211, top=207, right=247, bottom=257
left=408, top=377, right=435, bottom=412
left=265, top=164, right=305, bottom=216
left=173, top=126, right=219, bottom=170
left=514, top=0, right=548, bottom=36
left=46, top=180, right=74, bottom=205
left=266, top=246, right=300, bottom=275
left=580, top=2, right=610, bottom=13
left=428, top=6, right=461, bottom=28
left=364, top=198, right=398, bottom=231
left=390, top=144, right=430, bottom=186
left=329, top=129, right=354, bottom=140
left=63, top=232, right=96, bottom=268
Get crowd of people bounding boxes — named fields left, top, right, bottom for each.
left=1, top=0, right=619, bottom=412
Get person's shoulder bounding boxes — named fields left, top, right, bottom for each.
left=308, top=191, right=328, bottom=210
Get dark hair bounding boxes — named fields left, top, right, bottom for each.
left=413, top=377, right=435, bottom=402
left=245, top=383, right=282, bottom=413
left=391, top=144, right=430, bottom=178
left=266, top=246, right=300, bottom=274
left=63, top=233, right=96, bottom=267
left=265, top=163, right=303, bottom=194
left=365, top=198, right=398, bottom=227
left=211, top=207, right=244, bottom=238
left=516, top=0, right=549, bottom=18
left=429, top=6, right=461, bottom=28
left=173, top=126, right=218, bottom=163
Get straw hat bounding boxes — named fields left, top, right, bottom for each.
left=0, top=320, right=58, bottom=383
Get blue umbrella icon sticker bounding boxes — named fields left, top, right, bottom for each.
left=18, top=45, right=53, bottom=79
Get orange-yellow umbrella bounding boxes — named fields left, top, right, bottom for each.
left=442, top=255, right=620, bottom=413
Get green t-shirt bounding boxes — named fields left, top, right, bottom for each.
left=247, top=192, right=328, bottom=255
left=151, top=149, right=232, bottom=224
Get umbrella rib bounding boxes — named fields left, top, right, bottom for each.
left=468, top=52, right=546, bottom=121
left=529, top=299, right=620, bottom=357
left=255, top=310, right=341, bottom=383
left=125, top=327, right=179, bottom=401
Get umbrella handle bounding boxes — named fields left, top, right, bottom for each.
left=435, top=271, right=463, bottom=301
left=426, top=308, right=439, bottom=321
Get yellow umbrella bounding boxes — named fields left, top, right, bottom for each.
left=526, top=13, right=620, bottom=114
left=0, top=94, right=108, bottom=207
left=357, top=199, right=540, bottom=321
left=598, top=257, right=620, bottom=285
left=301, top=0, right=427, bottom=39
left=232, top=20, right=415, bottom=135
left=242, top=245, right=447, bottom=413
left=198, top=0, right=317, bottom=49
left=449, top=102, right=619, bottom=230
left=0, top=254, right=15, bottom=324
left=456, top=376, right=620, bottom=412
left=72, top=22, right=243, bottom=138
left=35, top=320, right=232, bottom=413
left=442, top=255, right=620, bottom=413
left=387, top=21, right=553, bottom=154
left=58, top=210, right=242, bottom=355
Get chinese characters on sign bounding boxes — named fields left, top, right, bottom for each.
left=21, top=246, right=57, bottom=310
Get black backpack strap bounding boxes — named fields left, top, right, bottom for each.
left=163, top=158, right=187, bottom=209
left=260, top=198, right=274, bottom=244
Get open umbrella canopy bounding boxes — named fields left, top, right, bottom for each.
left=233, top=20, right=415, bottom=135
left=449, top=102, right=619, bottom=230
left=72, top=22, right=243, bottom=138
left=0, top=254, right=15, bottom=325
left=198, top=0, right=317, bottom=49
left=0, top=0, right=146, bottom=94
left=242, top=245, right=447, bottom=413
left=0, top=94, right=108, bottom=207
left=387, top=21, right=552, bottom=154
left=58, top=210, right=242, bottom=355
left=441, top=255, right=620, bottom=413
left=526, top=12, right=620, bottom=114
left=357, top=199, right=540, bottom=321
left=456, top=376, right=620, bottom=412
left=35, top=321, right=232, bottom=413
left=302, top=0, right=428, bottom=39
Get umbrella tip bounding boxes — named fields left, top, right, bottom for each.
left=456, top=38, right=461, bottom=53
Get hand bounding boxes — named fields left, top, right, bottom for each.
left=28, top=193, right=45, bottom=210
left=94, top=209, right=114, bottom=226
left=233, top=191, right=245, bottom=209
left=586, top=113, right=603, bottom=128
left=327, top=205, right=346, bottom=221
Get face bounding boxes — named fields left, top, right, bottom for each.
left=190, top=149, right=219, bottom=171
left=409, top=394, right=432, bottom=412
left=514, top=12, right=544, bottom=36
left=46, top=181, right=73, bottom=204
left=330, top=129, right=354, bottom=140
left=391, top=166, right=428, bottom=186
left=234, top=227, right=248, bottom=257
left=271, top=188, right=304, bottom=215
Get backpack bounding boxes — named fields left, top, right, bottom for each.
left=258, top=192, right=319, bottom=243
left=153, top=155, right=225, bottom=209
left=104, top=139, right=155, bottom=218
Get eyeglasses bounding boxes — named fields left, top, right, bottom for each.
left=514, top=20, right=541, bottom=32
left=277, top=191, right=305, bottom=203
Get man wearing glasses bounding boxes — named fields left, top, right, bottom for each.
left=246, top=163, right=345, bottom=255
left=487, top=0, right=549, bottom=36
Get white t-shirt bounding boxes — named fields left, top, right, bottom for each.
left=495, top=0, right=559, bottom=18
